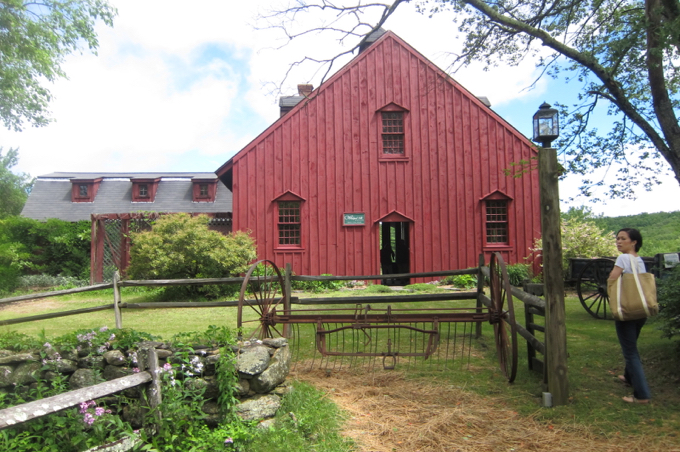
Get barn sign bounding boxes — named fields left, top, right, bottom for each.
left=343, top=213, right=366, bottom=226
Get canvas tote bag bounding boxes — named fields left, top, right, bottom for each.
left=607, top=254, right=658, bottom=321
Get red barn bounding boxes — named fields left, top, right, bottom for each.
left=216, top=31, right=540, bottom=283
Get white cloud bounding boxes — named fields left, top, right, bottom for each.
left=0, top=0, right=675, bottom=216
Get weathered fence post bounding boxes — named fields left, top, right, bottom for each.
left=539, top=147, right=569, bottom=405
left=284, top=263, right=293, bottom=338
left=113, top=271, right=123, bottom=329
left=476, top=253, right=485, bottom=338
left=143, top=347, right=162, bottom=425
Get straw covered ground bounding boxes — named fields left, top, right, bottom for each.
left=293, top=367, right=679, bottom=452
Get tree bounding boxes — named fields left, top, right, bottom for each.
left=261, top=0, right=680, bottom=199
left=127, top=214, right=257, bottom=298
left=0, top=0, right=117, bottom=131
left=0, top=147, right=33, bottom=217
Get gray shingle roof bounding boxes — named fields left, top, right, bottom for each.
left=22, top=173, right=232, bottom=222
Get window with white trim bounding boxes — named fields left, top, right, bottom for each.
left=485, top=200, right=509, bottom=244
left=278, top=201, right=301, bottom=246
left=381, top=111, right=404, bottom=154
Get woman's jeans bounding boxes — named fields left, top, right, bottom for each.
left=615, top=318, right=651, bottom=400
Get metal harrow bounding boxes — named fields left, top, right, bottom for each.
left=237, top=253, right=518, bottom=382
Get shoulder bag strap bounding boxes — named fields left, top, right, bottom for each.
left=629, top=254, right=651, bottom=317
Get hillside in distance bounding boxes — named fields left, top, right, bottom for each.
left=590, top=211, right=680, bottom=257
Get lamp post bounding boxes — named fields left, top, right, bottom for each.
left=533, top=102, right=569, bottom=406
left=533, top=102, right=560, bottom=148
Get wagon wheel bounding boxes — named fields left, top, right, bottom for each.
left=237, top=260, right=287, bottom=340
left=576, top=258, right=616, bottom=320
left=489, top=252, right=518, bottom=383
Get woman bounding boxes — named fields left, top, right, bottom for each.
left=608, top=228, right=651, bottom=404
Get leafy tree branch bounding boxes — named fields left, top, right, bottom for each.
left=0, top=0, right=117, bottom=131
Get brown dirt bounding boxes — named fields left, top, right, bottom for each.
left=0, top=298, right=63, bottom=314
left=292, top=367, right=679, bottom=452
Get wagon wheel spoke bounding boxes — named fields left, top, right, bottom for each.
left=576, top=258, right=615, bottom=320
left=489, top=252, right=518, bottom=382
left=238, top=260, right=287, bottom=340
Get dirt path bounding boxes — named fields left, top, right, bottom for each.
left=293, top=368, right=676, bottom=452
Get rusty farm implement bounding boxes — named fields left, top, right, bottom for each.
left=237, top=253, right=519, bottom=382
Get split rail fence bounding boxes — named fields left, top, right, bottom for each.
left=0, top=266, right=546, bottom=375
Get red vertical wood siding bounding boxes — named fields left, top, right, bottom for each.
left=222, top=32, right=541, bottom=278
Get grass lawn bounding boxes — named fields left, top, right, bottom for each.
left=1, top=284, right=678, bottom=449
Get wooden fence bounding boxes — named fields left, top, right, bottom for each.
left=0, top=264, right=545, bottom=375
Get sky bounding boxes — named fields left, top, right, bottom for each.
left=1, top=0, right=678, bottom=218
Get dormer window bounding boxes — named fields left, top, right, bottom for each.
left=71, top=178, right=102, bottom=202
left=377, top=103, right=409, bottom=160
left=192, top=178, right=218, bottom=202
left=131, top=178, right=160, bottom=202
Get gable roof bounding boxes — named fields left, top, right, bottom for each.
left=216, top=30, right=535, bottom=178
left=22, top=172, right=232, bottom=222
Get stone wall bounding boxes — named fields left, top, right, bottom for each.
left=0, top=337, right=292, bottom=427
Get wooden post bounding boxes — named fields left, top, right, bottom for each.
left=539, top=147, right=569, bottom=405
left=475, top=253, right=485, bottom=338
left=144, top=347, right=162, bottom=425
left=113, top=271, right=123, bottom=329
left=284, top=263, right=292, bottom=338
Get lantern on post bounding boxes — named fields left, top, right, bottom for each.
left=533, top=102, right=559, bottom=148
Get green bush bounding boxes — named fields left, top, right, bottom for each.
left=533, top=217, right=618, bottom=279
left=657, top=265, right=680, bottom=340
left=17, top=274, right=88, bottom=290
left=291, top=274, right=343, bottom=292
left=506, top=263, right=530, bottom=286
left=126, top=214, right=257, bottom=298
left=442, top=274, right=477, bottom=289
left=0, top=217, right=91, bottom=294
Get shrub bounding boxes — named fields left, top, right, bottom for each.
left=506, top=263, right=530, bottom=286
left=291, top=273, right=343, bottom=292
left=17, top=274, right=88, bottom=290
left=533, top=217, right=618, bottom=279
left=657, top=265, right=680, bottom=341
left=442, top=274, right=477, bottom=289
left=0, top=217, right=90, bottom=294
left=126, top=214, right=257, bottom=298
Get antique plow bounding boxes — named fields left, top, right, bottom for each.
left=237, top=253, right=518, bottom=382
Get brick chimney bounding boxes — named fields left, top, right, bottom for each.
left=298, top=84, right=313, bottom=97
left=279, top=84, right=315, bottom=117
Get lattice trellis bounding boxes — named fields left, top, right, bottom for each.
left=91, top=214, right=158, bottom=283
left=90, top=213, right=231, bottom=283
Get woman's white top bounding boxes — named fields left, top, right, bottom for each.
left=615, top=254, right=646, bottom=274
